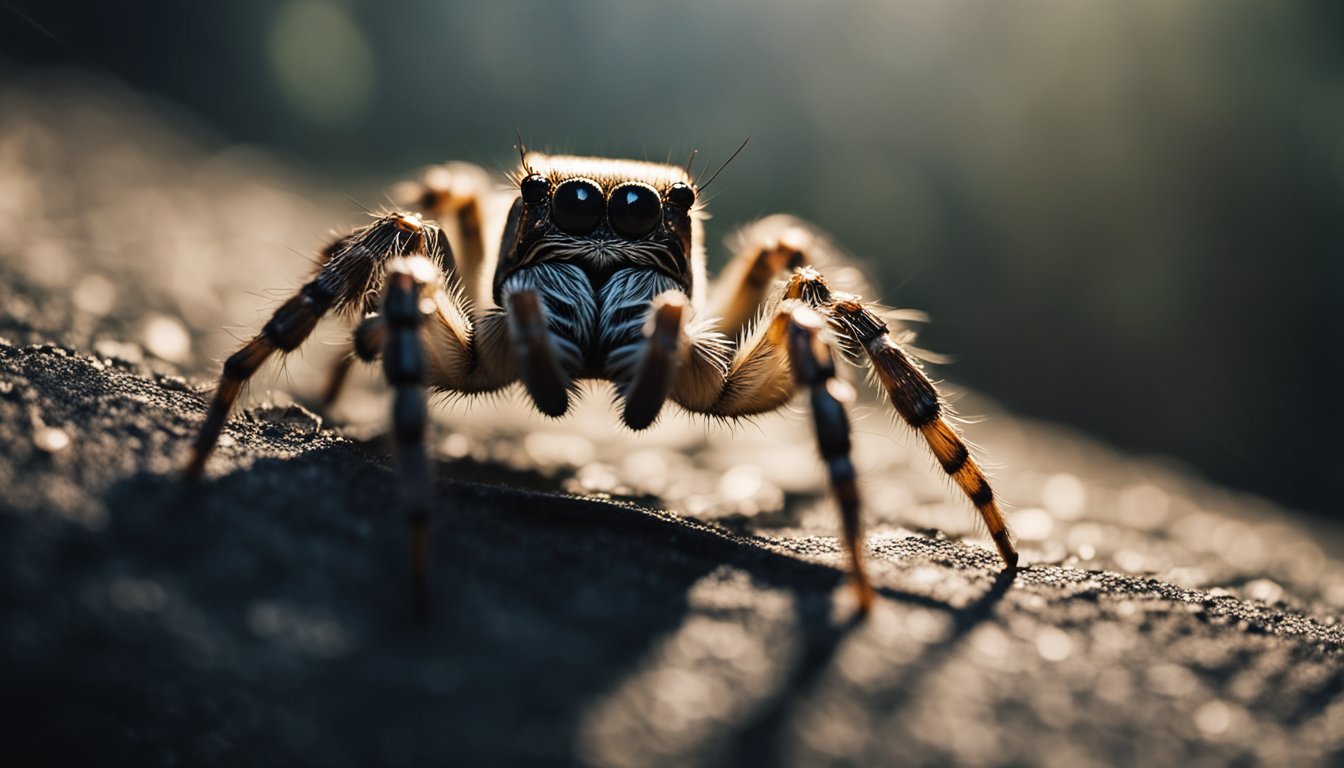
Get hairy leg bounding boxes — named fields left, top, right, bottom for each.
left=186, top=212, right=440, bottom=477
left=684, top=262, right=1016, bottom=611
left=677, top=268, right=832, bottom=419
left=394, top=162, right=495, bottom=316
left=788, top=305, right=875, bottom=612
left=323, top=163, right=496, bottom=410
left=829, top=297, right=1018, bottom=569
left=677, top=268, right=877, bottom=610
left=379, top=258, right=434, bottom=619
left=362, top=254, right=514, bottom=618
left=707, top=215, right=876, bottom=340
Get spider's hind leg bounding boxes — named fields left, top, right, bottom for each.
left=708, top=215, right=875, bottom=340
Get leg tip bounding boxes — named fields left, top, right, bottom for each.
left=183, top=451, right=206, bottom=481
left=852, top=574, right=876, bottom=617
left=993, top=532, right=1020, bottom=572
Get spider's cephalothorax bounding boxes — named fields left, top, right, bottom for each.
left=488, top=155, right=710, bottom=405
left=185, top=148, right=1018, bottom=619
left=496, top=154, right=701, bottom=297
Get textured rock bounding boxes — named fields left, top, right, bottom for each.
left=2, top=77, right=1344, bottom=767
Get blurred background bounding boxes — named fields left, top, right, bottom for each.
left=2, top=0, right=1340, bottom=518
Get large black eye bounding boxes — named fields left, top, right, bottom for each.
left=607, top=183, right=662, bottom=239
left=551, top=179, right=604, bottom=234
left=666, top=182, right=696, bottom=210
left=520, top=173, right=550, bottom=204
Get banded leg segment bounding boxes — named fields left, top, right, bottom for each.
left=381, top=258, right=434, bottom=619
left=787, top=305, right=875, bottom=613
left=675, top=269, right=876, bottom=610
left=185, top=212, right=438, bottom=478
left=831, top=299, right=1018, bottom=569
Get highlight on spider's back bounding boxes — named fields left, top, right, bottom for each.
left=184, top=143, right=1018, bottom=618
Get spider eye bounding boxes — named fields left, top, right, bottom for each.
left=520, top=173, right=550, bottom=204
left=551, top=179, right=604, bottom=234
left=607, top=183, right=662, bottom=239
left=666, top=182, right=696, bottom=210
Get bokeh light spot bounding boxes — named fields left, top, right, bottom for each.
left=268, top=1, right=375, bottom=125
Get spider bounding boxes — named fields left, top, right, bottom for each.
left=184, top=144, right=1018, bottom=617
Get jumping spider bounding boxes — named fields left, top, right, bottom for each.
left=185, top=146, right=1018, bottom=616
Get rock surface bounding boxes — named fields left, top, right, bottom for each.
left=2, top=76, right=1344, bottom=767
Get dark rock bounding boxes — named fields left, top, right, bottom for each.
left=3, top=77, right=1344, bottom=768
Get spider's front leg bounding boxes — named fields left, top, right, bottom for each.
left=671, top=269, right=877, bottom=611
left=380, top=257, right=436, bottom=620
left=785, top=304, right=876, bottom=612
left=185, top=212, right=440, bottom=477
left=333, top=253, right=512, bottom=619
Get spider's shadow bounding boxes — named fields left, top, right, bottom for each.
left=725, top=563, right=1016, bottom=763
left=77, top=445, right=1014, bottom=764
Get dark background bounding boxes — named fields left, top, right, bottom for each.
left=3, top=0, right=1341, bottom=516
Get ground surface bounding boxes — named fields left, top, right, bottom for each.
left=3, top=76, right=1344, bottom=767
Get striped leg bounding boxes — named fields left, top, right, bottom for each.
left=380, top=258, right=434, bottom=620
left=324, top=162, right=493, bottom=411
left=830, top=298, right=1018, bottom=570
left=787, top=305, right=875, bottom=612
left=676, top=269, right=876, bottom=611
left=186, top=212, right=438, bottom=478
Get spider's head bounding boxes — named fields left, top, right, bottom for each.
left=494, top=153, right=700, bottom=300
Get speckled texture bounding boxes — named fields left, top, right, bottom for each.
left=3, top=77, right=1344, bottom=767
